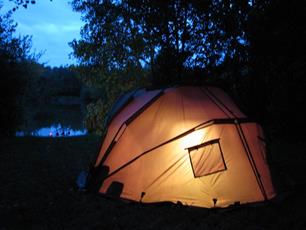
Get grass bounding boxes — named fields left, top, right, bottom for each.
left=1, top=136, right=306, bottom=230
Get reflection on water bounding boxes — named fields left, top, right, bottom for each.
left=17, top=101, right=88, bottom=137
left=16, top=124, right=87, bottom=137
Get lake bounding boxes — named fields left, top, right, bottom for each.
left=16, top=124, right=87, bottom=137
left=16, top=103, right=88, bottom=137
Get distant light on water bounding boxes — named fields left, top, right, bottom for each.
left=16, top=124, right=87, bottom=137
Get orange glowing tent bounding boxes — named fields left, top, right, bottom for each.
left=88, top=86, right=276, bottom=208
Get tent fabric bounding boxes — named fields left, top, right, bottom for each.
left=90, top=86, right=276, bottom=208
left=105, top=88, right=148, bottom=125
left=95, top=89, right=163, bottom=167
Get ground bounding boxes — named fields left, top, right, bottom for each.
left=0, top=136, right=306, bottom=230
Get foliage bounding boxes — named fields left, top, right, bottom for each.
left=70, top=0, right=306, bottom=138
left=212, top=0, right=306, bottom=139
left=80, top=66, right=151, bottom=134
left=19, top=63, right=84, bottom=133
left=83, top=99, right=106, bottom=134
left=245, top=0, right=306, bottom=139
left=7, top=0, right=53, bottom=11
left=70, top=0, right=255, bottom=132
left=70, top=0, right=251, bottom=84
left=0, top=9, right=37, bottom=137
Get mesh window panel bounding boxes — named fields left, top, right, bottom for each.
left=189, top=140, right=226, bottom=177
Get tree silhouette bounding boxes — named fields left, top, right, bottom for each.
left=0, top=9, right=36, bottom=136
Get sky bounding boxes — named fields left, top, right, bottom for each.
left=1, top=0, right=83, bottom=67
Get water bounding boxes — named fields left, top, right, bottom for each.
left=16, top=124, right=87, bottom=137
left=16, top=99, right=88, bottom=137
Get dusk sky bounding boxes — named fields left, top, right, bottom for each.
left=1, top=0, right=83, bottom=67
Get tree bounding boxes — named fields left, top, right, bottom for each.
left=0, top=7, right=36, bottom=137
left=69, top=0, right=255, bottom=133
left=244, top=0, right=306, bottom=139
left=71, top=0, right=251, bottom=85
left=8, top=0, right=52, bottom=11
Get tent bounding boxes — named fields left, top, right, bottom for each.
left=88, top=86, right=276, bottom=208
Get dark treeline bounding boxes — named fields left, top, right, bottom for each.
left=70, top=0, right=306, bottom=139
left=0, top=6, right=83, bottom=136
left=1, top=0, right=306, bottom=139
left=246, top=0, right=306, bottom=139
left=21, top=65, right=85, bottom=133
left=0, top=8, right=35, bottom=137
left=70, top=0, right=252, bottom=133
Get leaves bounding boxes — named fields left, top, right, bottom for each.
left=0, top=11, right=37, bottom=136
left=69, top=0, right=254, bottom=132
left=8, top=0, right=53, bottom=12
left=71, top=0, right=252, bottom=82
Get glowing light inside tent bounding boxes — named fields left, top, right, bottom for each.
left=181, top=129, right=205, bottom=149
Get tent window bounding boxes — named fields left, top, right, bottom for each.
left=188, top=139, right=226, bottom=177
